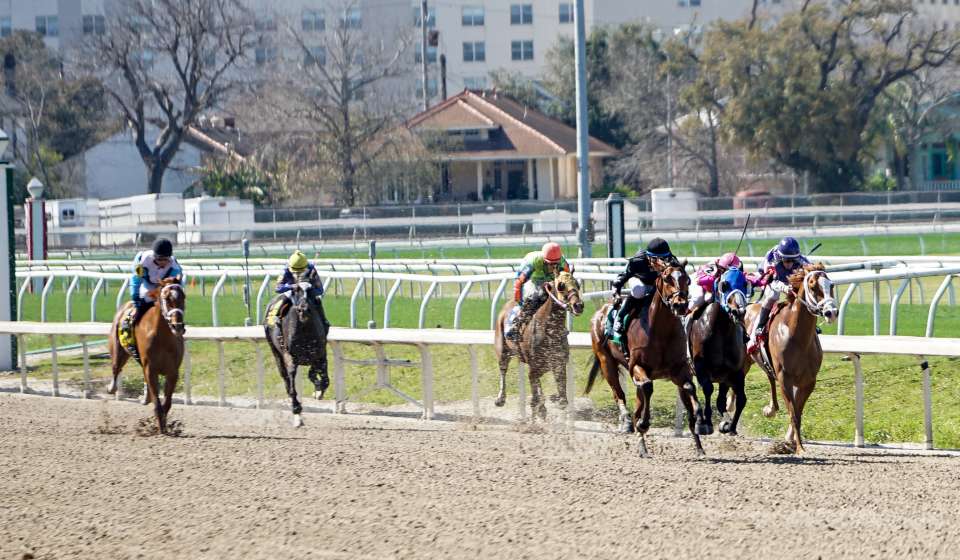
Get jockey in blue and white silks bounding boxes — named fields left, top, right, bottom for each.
left=130, top=238, right=182, bottom=323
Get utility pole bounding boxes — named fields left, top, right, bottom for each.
left=440, top=54, right=447, bottom=100
left=420, top=0, right=429, bottom=110
left=573, top=0, right=592, bottom=257
left=666, top=71, right=674, bottom=190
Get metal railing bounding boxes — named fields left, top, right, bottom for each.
left=1, top=321, right=956, bottom=449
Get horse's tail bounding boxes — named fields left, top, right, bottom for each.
left=584, top=356, right=601, bottom=395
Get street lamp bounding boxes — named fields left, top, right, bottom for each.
left=25, top=177, right=46, bottom=292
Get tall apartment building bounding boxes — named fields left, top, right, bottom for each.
left=1, top=1, right=957, bottom=100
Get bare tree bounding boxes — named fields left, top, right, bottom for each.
left=87, top=0, right=254, bottom=194
left=264, top=0, right=414, bottom=206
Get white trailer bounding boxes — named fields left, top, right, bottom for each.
left=178, top=196, right=255, bottom=244
left=98, top=194, right=184, bottom=246
left=46, top=198, right=99, bottom=248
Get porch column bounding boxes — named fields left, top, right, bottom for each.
left=476, top=161, right=483, bottom=201
left=550, top=158, right=557, bottom=200
left=527, top=159, right=535, bottom=200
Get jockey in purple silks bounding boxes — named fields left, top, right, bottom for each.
left=746, top=236, right=810, bottom=353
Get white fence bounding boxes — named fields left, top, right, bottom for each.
left=13, top=260, right=960, bottom=337
left=0, top=321, right=955, bottom=450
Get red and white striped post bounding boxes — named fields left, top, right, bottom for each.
left=24, top=178, right=46, bottom=293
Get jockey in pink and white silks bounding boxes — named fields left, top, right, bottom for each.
left=746, top=237, right=810, bottom=353
left=687, top=252, right=746, bottom=315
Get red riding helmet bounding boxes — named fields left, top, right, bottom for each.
left=542, top=242, right=563, bottom=264
left=717, top=252, right=742, bottom=270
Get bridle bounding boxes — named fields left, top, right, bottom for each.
left=658, top=267, right=688, bottom=317
left=159, top=283, right=185, bottom=336
left=796, top=270, right=836, bottom=317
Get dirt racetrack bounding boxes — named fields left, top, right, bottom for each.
left=2, top=393, right=958, bottom=559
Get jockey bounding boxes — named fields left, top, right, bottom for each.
left=273, top=250, right=329, bottom=328
left=129, top=238, right=182, bottom=325
left=687, top=252, right=744, bottom=314
left=276, top=250, right=324, bottom=298
left=506, top=242, right=574, bottom=341
left=746, top=236, right=810, bottom=353
left=610, top=237, right=680, bottom=343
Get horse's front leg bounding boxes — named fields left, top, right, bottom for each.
left=550, top=356, right=568, bottom=409
left=494, top=350, right=510, bottom=407
left=721, top=377, right=747, bottom=436
left=762, top=365, right=780, bottom=418
left=631, top=363, right=654, bottom=457
left=307, top=346, right=329, bottom=400
left=161, top=370, right=178, bottom=430
left=142, top=365, right=165, bottom=434
left=529, top=367, right=547, bottom=421
left=693, top=359, right=715, bottom=436
left=674, top=367, right=707, bottom=457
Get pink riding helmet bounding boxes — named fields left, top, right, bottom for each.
left=717, top=252, right=742, bottom=270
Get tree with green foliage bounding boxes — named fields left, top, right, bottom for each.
left=698, top=0, right=960, bottom=192
left=0, top=31, right=111, bottom=199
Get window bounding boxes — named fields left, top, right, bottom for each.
left=510, top=4, right=533, bottom=25
left=463, top=76, right=486, bottom=89
left=0, top=17, right=11, bottom=37
left=255, top=47, right=277, bottom=66
left=61, top=208, right=75, bottom=221
left=302, top=9, right=324, bottom=32
left=559, top=3, right=574, bottom=23
left=83, top=15, right=106, bottom=35
left=463, top=41, right=485, bottom=62
left=341, top=7, right=362, bottom=29
left=304, top=46, right=325, bottom=66
left=511, top=40, right=533, bottom=61
left=254, top=14, right=276, bottom=32
left=413, top=6, right=436, bottom=28
left=415, top=43, right=437, bottom=63
left=36, top=15, right=59, bottom=37
left=416, top=78, right=438, bottom=99
left=678, top=0, right=701, bottom=5
left=462, top=6, right=484, bottom=26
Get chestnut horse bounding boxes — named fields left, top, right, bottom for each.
left=493, top=271, right=584, bottom=420
left=687, top=267, right=751, bottom=436
left=586, top=263, right=708, bottom=457
left=744, top=263, right=838, bottom=453
left=108, top=278, right=186, bottom=435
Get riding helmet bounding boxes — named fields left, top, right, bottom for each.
left=288, top=250, right=309, bottom=273
left=645, top=238, right=672, bottom=258
left=777, top=236, right=801, bottom=259
left=718, top=252, right=742, bottom=269
left=542, top=242, right=563, bottom=264
left=152, top=238, right=173, bottom=258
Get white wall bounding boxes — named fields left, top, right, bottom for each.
left=79, top=127, right=202, bottom=199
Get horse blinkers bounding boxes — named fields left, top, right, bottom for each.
left=160, top=284, right=186, bottom=335
left=556, top=276, right=585, bottom=316
left=809, top=271, right=838, bottom=322
left=659, top=267, right=689, bottom=316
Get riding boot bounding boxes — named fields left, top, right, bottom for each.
left=747, top=306, right=772, bottom=354
left=611, top=298, right=635, bottom=343
left=508, top=292, right=542, bottom=341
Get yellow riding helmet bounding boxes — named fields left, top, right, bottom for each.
left=288, top=250, right=308, bottom=273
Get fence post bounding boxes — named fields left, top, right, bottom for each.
left=217, top=341, right=226, bottom=406
left=81, top=335, right=90, bottom=399
left=517, top=362, right=527, bottom=420
left=17, top=334, right=27, bottom=393
left=851, top=353, right=864, bottom=447
left=418, top=281, right=439, bottom=329
left=417, top=343, right=434, bottom=420
left=920, top=356, right=934, bottom=450
left=469, top=345, right=479, bottom=420
left=255, top=342, right=265, bottom=409
left=332, top=341, right=346, bottom=413
left=211, top=274, right=227, bottom=327
left=49, top=334, right=59, bottom=397
left=183, top=342, right=192, bottom=405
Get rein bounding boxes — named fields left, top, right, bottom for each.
left=159, top=284, right=185, bottom=336
left=543, top=282, right=569, bottom=311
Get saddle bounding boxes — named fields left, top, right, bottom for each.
left=752, top=302, right=788, bottom=377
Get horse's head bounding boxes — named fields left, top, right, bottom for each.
left=790, top=263, right=838, bottom=323
left=158, top=278, right=186, bottom=336
left=717, top=267, right=750, bottom=321
left=289, top=277, right=317, bottom=323
left=657, top=262, right=690, bottom=317
left=553, top=271, right=584, bottom=316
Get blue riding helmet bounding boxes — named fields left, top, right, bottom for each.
left=776, top=236, right=801, bottom=259
left=717, top=267, right=751, bottom=312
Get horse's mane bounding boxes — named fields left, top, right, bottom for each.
left=787, top=262, right=825, bottom=293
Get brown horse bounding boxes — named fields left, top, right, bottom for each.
left=108, top=278, right=186, bottom=435
left=687, top=267, right=751, bottom=436
left=493, top=271, right=584, bottom=420
left=744, top=263, right=837, bottom=453
left=587, top=263, right=708, bottom=456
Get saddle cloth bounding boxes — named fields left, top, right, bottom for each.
left=118, top=306, right=140, bottom=362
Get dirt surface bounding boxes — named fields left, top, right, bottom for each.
left=2, top=393, right=958, bottom=559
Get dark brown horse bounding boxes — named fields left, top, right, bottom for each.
left=493, top=271, right=584, bottom=420
left=687, top=267, right=750, bottom=436
left=744, top=263, right=837, bottom=454
left=108, top=278, right=186, bottom=435
left=587, top=263, right=708, bottom=456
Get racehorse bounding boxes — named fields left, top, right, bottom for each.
left=264, top=279, right=330, bottom=427
left=587, top=262, right=708, bottom=456
left=687, top=267, right=751, bottom=436
left=744, top=263, right=837, bottom=453
left=493, top=271, right=585, bottom=420
left=108, top=277, right=186, bottom=435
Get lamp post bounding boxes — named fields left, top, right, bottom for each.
left=573, top=0, right=592, bottom=257
left=25, top=177, right=46, bottom=293
left=0, top=128, right=15, bottom=370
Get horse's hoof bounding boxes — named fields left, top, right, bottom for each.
left=697, top=422, right=713, bottom=436
left=637, top=438, right=650, bottom=458
left=719, top=421, right=732, bottom=434
left=618, top=418, right=634, bottom=434
left=762, top=405, right=777, bottom=418
left=313, top=390, right=325, bottom=400
left=536, top=405, right=547, bottom=420
left=556, top=398, right=568, bottom=410
left=494, top=396, right=506, bottom=407
left=292, top=414, right=304, bottom=428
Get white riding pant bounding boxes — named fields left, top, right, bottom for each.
left=687, top=285, right=713, bottom=311
left=139, top=283, right=157, bottom=303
